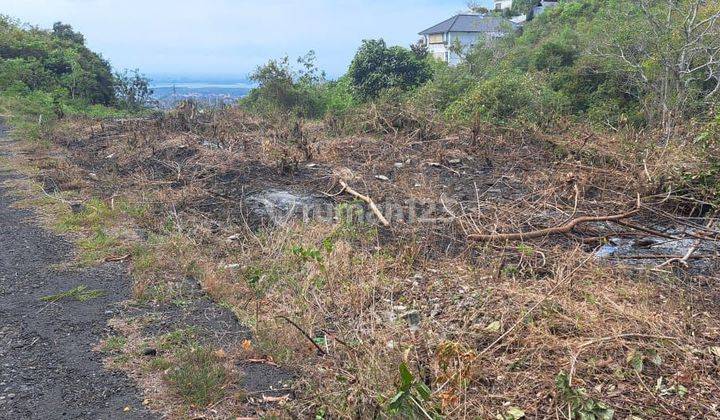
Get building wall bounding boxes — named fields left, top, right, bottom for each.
left=494, top=0, right=513, bottom=10
left=425, top=34, right=448, bottom=62
left=425, top=31, right=500, bottom=65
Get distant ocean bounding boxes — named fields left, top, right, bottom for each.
left=150, top=80, right=253, bottom=108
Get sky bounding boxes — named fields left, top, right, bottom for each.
left=1, top=0, right=495, bottom=80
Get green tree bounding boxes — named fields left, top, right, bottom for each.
left=242, top=50, right=328, bottom=118
left=348, top=39, right=431, bottom=101
left=52, top=22, right=85, bottom=45
left=0, top=15, right=115, bottom=106
left=114, top=69, right=154, bottom=110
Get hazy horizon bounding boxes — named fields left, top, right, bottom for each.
left=2, top=0, right=496, bottom=80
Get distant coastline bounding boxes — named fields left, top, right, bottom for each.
left=150, top=78, right=253, bottom=108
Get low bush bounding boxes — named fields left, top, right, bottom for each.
left=444, top=72, right=568, bottom=129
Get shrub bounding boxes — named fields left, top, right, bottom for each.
left=324, top=76, right=356, bottom=116
left=114, top=69, right=155, bottom=111
left=241, top=51, right=328, bottom=119
left=348, top=39, right=431, bottom=102
left=445, top=72, right=567, bottom=128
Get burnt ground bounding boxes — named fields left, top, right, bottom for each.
left=0, top=120, right=153, bottom=419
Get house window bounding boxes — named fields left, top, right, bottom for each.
left=428, top=34, right=444, bottom=44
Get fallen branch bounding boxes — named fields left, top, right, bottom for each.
left=276, top=315, right=327, bottom=356
left=338, top=179, right=390, bottom=227
left=612, top=220, right=680, bottom=240
left=469, top=199, right=641, bottom=242
left=104, top=254, right=131, bottom=262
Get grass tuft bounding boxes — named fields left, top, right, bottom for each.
left=41, top=285, right=105, bottom=303
left=166, top=346, right=228, bottom=407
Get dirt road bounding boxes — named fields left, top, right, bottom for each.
left=0, top=120, right=153, bottom=419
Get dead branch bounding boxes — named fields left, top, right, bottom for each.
left=276, top=315, right=327, bottom=356
left=338, top=179, right=391, bottom=227
left=469, top=199, right=641, bottom=242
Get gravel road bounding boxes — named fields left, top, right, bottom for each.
left=0, top=119, right=154, bottom=419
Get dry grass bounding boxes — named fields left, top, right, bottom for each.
left=5, top=107, right=720, bottom=418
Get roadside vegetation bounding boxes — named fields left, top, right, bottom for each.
left=2, top=1, right=720, bottom=419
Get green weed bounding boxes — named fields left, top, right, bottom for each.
left=41, top=285, right=105, bottom=303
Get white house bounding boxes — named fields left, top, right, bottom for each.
left=494, top=0, right=513, bottom=10
left=419, top=14, right=517, bottom=66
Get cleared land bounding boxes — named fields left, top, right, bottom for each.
left=4, top=107, right=716, bottom=418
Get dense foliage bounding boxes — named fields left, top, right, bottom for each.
left=0, top=16, right=115, bottom=105
left=0, top=16, right=153, bottom=138
left=241, top=51, right=331, bottom=119
left=347, top=39, right=431, bottom=101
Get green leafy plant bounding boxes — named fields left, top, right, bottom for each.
left=555, top=372, right=614, bottom=420
left=387, top=362, right=437, bottom=419
left=348, top=39, right=431, bottom=101
left=291, top=245, right=324, bottom=263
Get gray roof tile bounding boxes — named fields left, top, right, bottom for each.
left=419, top=14, right=516, bottom=35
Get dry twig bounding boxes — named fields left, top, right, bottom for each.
left=338, top=179, right=391, bottom=227
left=469, top=198, right=641, bottom=242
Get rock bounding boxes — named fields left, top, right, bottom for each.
left=448, top=159, right=461, bottom=165
left=226, top=234, right=241, bottom=243
left=401, top=310, right=421, bottom=331
left=69, top=203, right=85, bottom=214
left=594, top=244, right=617, bottom=259
left=375, top=175, right=390, bottom=181
left=142, top=348, right=157, bottom=357
left=394, top=162, right=404, bottom=168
